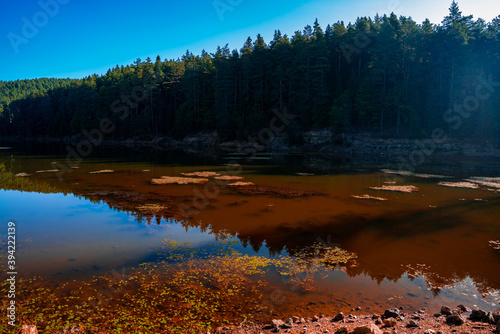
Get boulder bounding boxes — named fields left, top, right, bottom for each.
left=333, top=312, right=345, bottom=322
left=407, top=320, right=419, bottom=328
left=384, top=308, right=400, bottom=319
left=446, top=314, right=465, bottom=326
left=383, top=318, right=396, bottom=327
left=352, top=323, right=382, bottom=334
left=271, top=319, right=284, bottom=330
left=470, top=309, right=486, bottom=321
left=441, top=305, right=452, bottom=315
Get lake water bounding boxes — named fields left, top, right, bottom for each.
left=1, top=142, right=500, bottom=319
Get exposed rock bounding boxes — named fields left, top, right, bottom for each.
left=446, top=314, right=465, bottom=326
left=440, top=306, right=452, bottom=316
left=352, top=323, right=382, bottom=334
left=383, top=318, right=396, bottom=327
left=470, top=309, right=486, bottom=321
left=423, top=330, right=436, bottom=334
left=337, top=326, right=348, bottom=333
left=271, top=319, right=284, bottom=330
left=384, top=308, right=400, bottom=319
left=20, top=325, right=39, bottom=334
left=333, top=312, right=345, bottom=322
left=407, top=320, right=419, bottom=327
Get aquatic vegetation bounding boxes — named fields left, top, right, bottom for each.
left=438, top=181, right=479, bottom=189
left=89, top=169, right=114, bottom=174
left=214, top=175, right=245, bottom=181
left=351, top=194, right=388, bottom=201
left=180, top=171, right=221, bottom=177
left=136, top=203, right=168, bottom=214
left=227, top=181, right=255, bottom=186
left=369, top=185, right=420, bottom=193
left=466, top=177, right=500, bottom=189
left=34, top=169, right=59, bottom=173
left=151, top=176, right=209, bottom=185
left=0, top=163, right=61, bottom=193
left=0, top=239, right=358, bottom=333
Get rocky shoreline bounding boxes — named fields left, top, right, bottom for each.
left=215, top=305, right=500, bottom=334
left=3, top=130, right=500, bottom=159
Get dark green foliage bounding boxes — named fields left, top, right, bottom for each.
left=1, top=3, right=499, bottom=142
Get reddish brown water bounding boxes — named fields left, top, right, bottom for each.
left=1, top=145, right=500, bottom=319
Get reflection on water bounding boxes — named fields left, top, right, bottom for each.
left=0, top=143, right=499, bottom=316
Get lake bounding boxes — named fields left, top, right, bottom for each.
left=1, top=142, right=499, bottom=327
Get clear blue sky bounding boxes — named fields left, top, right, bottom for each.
left=1, top=0, right=498, bottom=81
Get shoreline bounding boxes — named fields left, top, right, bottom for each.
left=218, top=305, right=500, bottom=334
left=2, top=132, right=500, bottom=161
left=18, top=305, right=500, bottom=333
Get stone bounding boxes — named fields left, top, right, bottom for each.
left=333, top=312, right=345, bottom=322
left=293, top=316, right=300, bottom=323
left=384, top=308, right=400, bottom=319
left=372, top=314, right=380, bottom=320
left=423, top=330, right=436, bottom=334
left=407, top=320, right=419, bottom=328
left=494, top=314, right=500, bottom=323
left=383, top=318, right=397, bottom=327
left=441, top=305, right=452, bottom=315
left=375, top=318, right=383, bottom=325
left=433, top=313, right=441, bottom=317
left=446, top=314, right=465, bottom=326
left=337, top=326, right=348, bottom=333
left=21, top=326, right=39, bottom=334
left=356, top=306, right=362, bottom=311
left=352, top=323, right=383, bottom=334
left=271, top=319, right=284, bottom=330
left=457, top=304, right=469, bottom=312
left=300, top=318, right=305, bottom=323
left=470, top=309, right=486, bottom=321
left=313, top=315, right=320, bottom=321
left=484, top=312, right=495, bottom=324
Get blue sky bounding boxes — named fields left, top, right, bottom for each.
left=1, top=0, right=498, bottom=81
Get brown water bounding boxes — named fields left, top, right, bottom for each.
left=1, top=143, right=500, bottom=319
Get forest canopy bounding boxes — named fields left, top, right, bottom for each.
left=1, top=2, right=499, bottom=142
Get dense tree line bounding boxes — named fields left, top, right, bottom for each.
left=1, top=2, right=499, bottom=142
